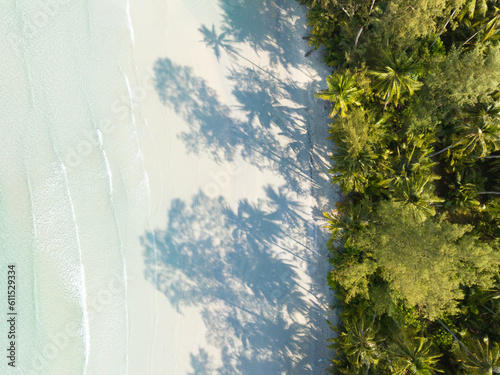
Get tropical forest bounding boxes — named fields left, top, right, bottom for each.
left=299, top=0, right=500, bottom=373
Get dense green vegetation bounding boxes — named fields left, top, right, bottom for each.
left=299, top=0, right=500, bottom=373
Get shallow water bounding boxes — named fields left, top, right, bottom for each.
left=0, top=0, right=146, bottom=373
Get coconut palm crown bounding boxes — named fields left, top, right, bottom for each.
left=316, top=72, right=364, bottom=117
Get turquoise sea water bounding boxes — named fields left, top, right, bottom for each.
left=0, top=1, right=148, bottom=373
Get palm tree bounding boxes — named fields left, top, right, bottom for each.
left=316, top=72, right=364, bottom=117
left=463, top=102, right=500, bottom=128
left=446, top=181, right=482, bottom=212
left=382, top=131, right=443, bottom=216
left=390, top=131, right=438, bottom=177
left=477, top=286, right=500, bottom=336
left=481, top=10, right=500, bottom=43
left=387, top=334, right=443, bottom=374
left=431, top=102, right=500, bottom=157
left=333, top=317, right=381, bottom=373
left=331, top=144, right=377, bottom=193
left=453, top=336, right=500, bottom=374
left=458, top=0, right=488, bottom=21
left=454, top=119, right=500, bottom=158
left=458, top=0, right=500, bottom=47
left=310, top=0, right=335, bottom=9
left=459, top=0, right=500, bottom=48
left=391, top=174, right=444, bottom=218
left=324, top=199, right=372, bottom=246
left=480, top=284, right=500, bottom=305
left=369, top=52, right=422, bottom=109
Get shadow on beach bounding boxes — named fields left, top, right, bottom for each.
left=154, top=58, right=326, bottom=194
left=142, top=188, right=329, bottom=373
left=144, top=0, right=336, bottom=373
left=219, top=0, right=309, bottom=70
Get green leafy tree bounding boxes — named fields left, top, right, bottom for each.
left=331, top=258, right=378, bottom=303
left=369, top=0, right=457, bottom=49
left=301, top=0, right=500, bottom=371
left=328, top=109, right=393, bottom=194
left=328, top=108, right=372, bottom=158
left=328, top=108, right=388, bottom=157
left=423, top=45, right=500, bottom=113
left=333, top=201, right=500, bottom=319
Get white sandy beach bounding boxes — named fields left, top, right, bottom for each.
left=125, top=0, right=337, bottom=373
left=0, top=0, right=336, bottom=374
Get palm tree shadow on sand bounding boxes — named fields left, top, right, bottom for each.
left=153, top=57, right=329, bottom=196
left=142, top=188, right=331, bottom=374
left=218, top=0, right=310, bottom=70
left=147, top=0, right=337, bottom=373
left=153, top=0, right=330, bottom=195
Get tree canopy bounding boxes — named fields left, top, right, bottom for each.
left=299, top=0, right=500, bottom=372
left=339, top=201, right=500, bottom=319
